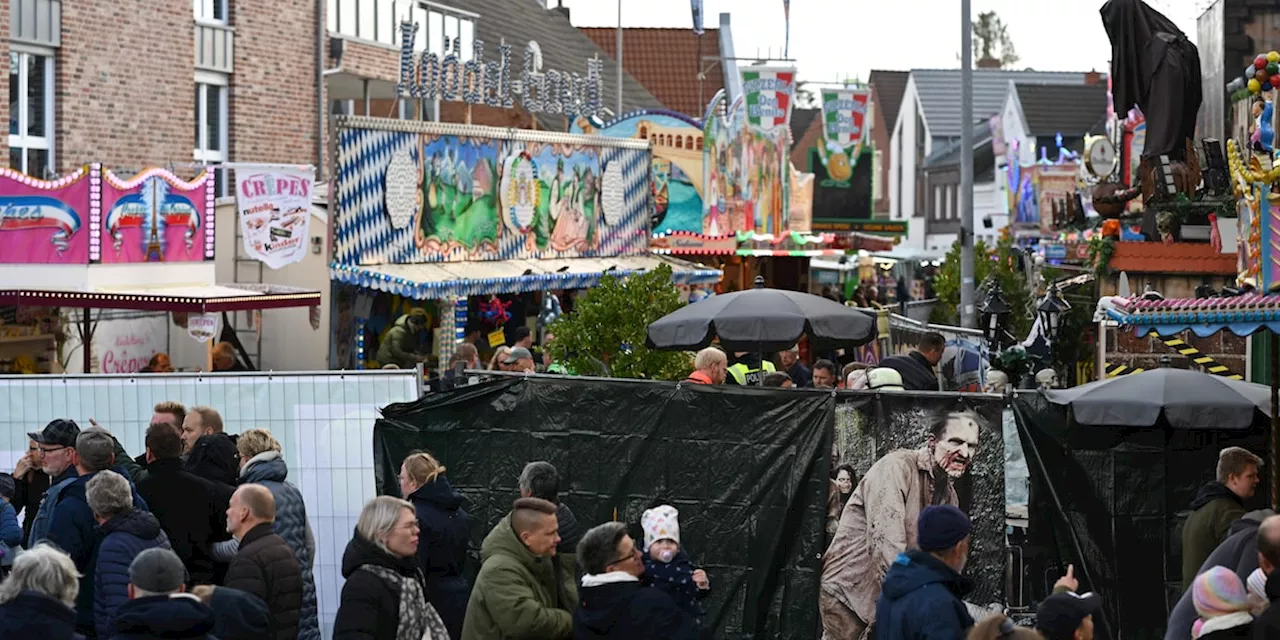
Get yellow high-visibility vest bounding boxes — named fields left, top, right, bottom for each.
left=727, top=360, right=776, bottom=385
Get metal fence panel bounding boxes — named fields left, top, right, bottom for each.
left=0, top=370, right=419, bottom=640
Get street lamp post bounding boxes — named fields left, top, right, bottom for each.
left=978, top=281, right=1011, bottom=351
left=1037, top=283, right=1071, bottom=367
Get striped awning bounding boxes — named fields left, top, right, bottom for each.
left=331, top=254, right=723, bottom=301
left=1099, top=294, right=1280, bottom=338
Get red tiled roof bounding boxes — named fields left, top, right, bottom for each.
left=580, top=27, right=723, bottom=119
left=1108, top=242, right=1237, bottom=275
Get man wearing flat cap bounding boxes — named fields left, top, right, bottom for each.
left=874, top=505, right=975, bottom=640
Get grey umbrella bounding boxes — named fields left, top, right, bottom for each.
left=1043, top=368, right=1272, bottom=429
left=645, top=276, right=876, bottom=353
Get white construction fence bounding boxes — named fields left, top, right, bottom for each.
left=0, top=370, right=421, bottom=639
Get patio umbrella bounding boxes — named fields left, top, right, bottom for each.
left=1043, top=368, right=1272, bottom=429
left=645, top=276, right=876, bottom=353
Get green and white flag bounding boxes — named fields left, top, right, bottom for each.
left=741, top=66, right=796, bottom=132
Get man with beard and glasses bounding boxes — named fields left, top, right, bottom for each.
left=819, top=411, right=982, bottom=640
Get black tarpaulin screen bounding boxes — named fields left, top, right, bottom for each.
left=375, top=377, right=835, bottom=639
left=1012, top=392, right=1270, bottom=640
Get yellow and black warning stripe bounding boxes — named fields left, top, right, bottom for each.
left=1150, top=332, right=1244, bottom=380
left=1105, top=363, right=1145, bottom=378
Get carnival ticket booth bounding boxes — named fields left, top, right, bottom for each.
left=328, top=117, right=721, bottom=371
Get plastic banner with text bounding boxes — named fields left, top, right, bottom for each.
left=237, top=167, right=315, bottom=269
left=818, top=87, right=872, bottom=180
left=741, top=66, right=796, bottom=133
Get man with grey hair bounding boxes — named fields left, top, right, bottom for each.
left=520, top=461, right=583, bottom=587
left=684, top=347, right=727, bottom=385
left=108, top=548, right=217, bottom=639
left=87, top=470, right=170, bottom=638
left=777, top=344, right=812, bottom=388
left=573, top=522, right=698, bottom=639
left=0, top=543, right=82, bottom=637
left=45, top=429, right=152, bottom=635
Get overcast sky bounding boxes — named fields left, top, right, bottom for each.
left=558, top=0, right=1209, bottom=86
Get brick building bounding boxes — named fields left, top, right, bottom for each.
left=3, top=0, right=659, bottom=187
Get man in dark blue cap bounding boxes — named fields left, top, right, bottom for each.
left=874, top=505, right=975, bottom=640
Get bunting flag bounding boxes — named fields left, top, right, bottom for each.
left=691, top=0, right=704, bottom=35
left=783, top=0, right=791, bottom=57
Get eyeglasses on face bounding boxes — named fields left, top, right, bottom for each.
left=38, top=445, right=67, bottom=454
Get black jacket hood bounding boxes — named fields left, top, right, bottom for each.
left=111, top=594, right=215, bottom=637
left=340, top=528, right=418, bottom=580
left=100, top=507, right=164, bottom=540
left=576, top=581, right=641, bottom=634
left=557, top=502, right=583, bottom=554
left=1191, top=482, right=1244, bottom=511
left=410, top=475, right=464, bottom=511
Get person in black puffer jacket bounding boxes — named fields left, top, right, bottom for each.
left=400, top=452, right=473, bottom=639
left=334, top=496, right=450, bottom=640
left=87, top=471, right=171, bottom=639
left=223, top=484, right=302, bottom=640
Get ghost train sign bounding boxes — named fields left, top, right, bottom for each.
left=396, top=20, right=606, bottom=119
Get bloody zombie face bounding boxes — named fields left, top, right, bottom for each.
left=930, top=413, right=981, bottom=479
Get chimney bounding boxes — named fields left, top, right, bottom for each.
left=976, top=57, right=1002, bottom=70
left=551, top=1, right=569, bottom=21
left=1084, top=69, right=1102, bottom=86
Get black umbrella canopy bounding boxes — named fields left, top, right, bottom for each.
left=1043, top=368, right=1272, bottom=429
left=645, top=283, right=877, bottom=353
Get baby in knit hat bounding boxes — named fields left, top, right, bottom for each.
left=641, top=505, right=711, bottom=633
left=1192, top=566, right=1254, bottom=639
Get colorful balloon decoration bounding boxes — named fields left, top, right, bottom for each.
left=1246, top=53, right=1280, bottom=94
left=479, top=295, right=513, bottom=328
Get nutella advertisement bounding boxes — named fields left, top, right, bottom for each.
left=237, top=168, right=314, bottom=269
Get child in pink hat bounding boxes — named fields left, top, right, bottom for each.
left=1192, top=566, right=1254, bottom=639
left=641, top=505, right=711, bottom=634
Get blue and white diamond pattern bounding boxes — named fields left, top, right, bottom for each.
left=335, top=126, right=652, bottom=266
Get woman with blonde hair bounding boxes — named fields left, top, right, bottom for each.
left=400, top=451, right=473, bottom=639
left=488, top=345, right=511, bottom=371
left=335, top=496, right=450, bottom=640
left=235, top=428, right=321, bottom=640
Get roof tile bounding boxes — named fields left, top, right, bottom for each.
left=911, top=68, right=1099, bottom=138
left=1109, top=242, right=1237, bottom=275
left=1014, top=83, right=1108, bottom=137
left=580, top=27, right=723, bottom=119
left=868, top=70, right=909, bottom=132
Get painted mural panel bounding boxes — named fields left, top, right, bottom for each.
left=100, top=169, right=213, bottom=263
left=704, top=94, right=789, bottom=236
left=573, top=112, right=706, bottom=236
left=0, top=167, right=91, bottom=264
left=333, top=120, right=651, bottom=266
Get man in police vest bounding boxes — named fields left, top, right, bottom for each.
left=726, top=352, right=776, bottom=385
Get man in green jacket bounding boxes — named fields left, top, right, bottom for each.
left=462, top=497, right=576, bottom=640
left=1181, top=447, right=1262, bottom=589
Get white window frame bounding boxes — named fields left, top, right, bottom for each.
left=933, top=185, right=942, bottom=220
left=9, top=47, right=55, bottom=178
left=193, top=0, right=228, bottom=24
left=194, top=74, right=229, bottom=197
